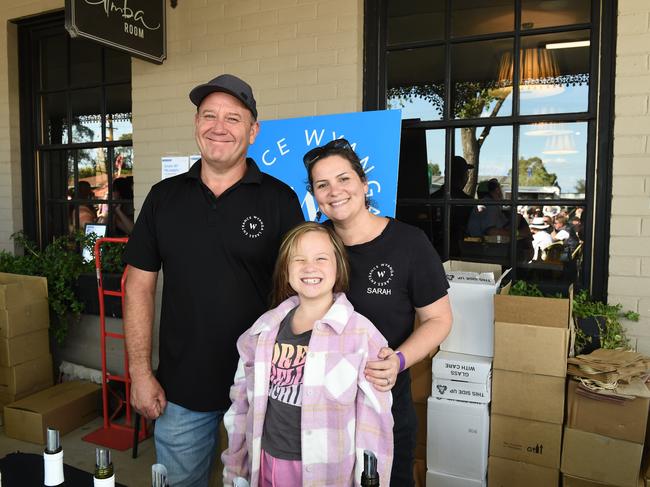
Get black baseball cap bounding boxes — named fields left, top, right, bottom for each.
left=189, top=74, right=258, bottom=119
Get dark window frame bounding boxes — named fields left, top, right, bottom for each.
left=17, top=11, right=133, bottom=248
left=363, top=0, right=617, bottom=299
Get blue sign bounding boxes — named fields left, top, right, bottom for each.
left=248, top=110, right=402, bottom=221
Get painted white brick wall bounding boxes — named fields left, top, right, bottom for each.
left=611, top=0, right=650, bottom=353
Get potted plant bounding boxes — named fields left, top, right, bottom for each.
left=75, top=235, right=127, bottom=318
left=573, top=290, right=638, bottom=354
left=0, top=231, right=92, bottom=343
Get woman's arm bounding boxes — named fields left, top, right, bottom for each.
left=364, top=295, right=452, bottom=392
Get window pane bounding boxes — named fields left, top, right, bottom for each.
left=519, top=31, right=590, bottom=115
left=75, top=147, right=109, bottom=203
left=40, top=34, right=67, bottom=90
left=105, top=48, right=132, bottom=83
left=42, top=150, right=69, bottom=202
left=450, top=203, right=475, bottom=259
left=70, top=38, right=102, bottom=87
left=387, top=46, right=445, bottom=121
left=518, top=122, right=587, bottom=199
left=452, top=39, right=513, bottom=119
left=71, top=88, right=103, bottom=143
left=106, top=84, right=133, bottom=141
left=113, top=146, right=134, bottom=178
left=451, top=0, right=514, bottom=38
left=517, top=204, right=585, bottom=293
left=454, top=125, right=513, bottom=198
left=387, top=0, right=445, bottom=45
left=41, top=93, right=68, bottom=145
left=398, top=128, right=445, bottom=199
left=521, top=0, right=590, bottom=30
left=396, top=204, right=444, bottom=257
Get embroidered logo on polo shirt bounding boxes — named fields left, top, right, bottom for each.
left=241, top=215, right=264, bottom=238
left=367, top=263, right=394, bottom=296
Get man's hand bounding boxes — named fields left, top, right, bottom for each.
left=131, top=372, right=167, bottom=420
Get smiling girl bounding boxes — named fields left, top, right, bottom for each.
left=221, top=222, right=393, bottom=487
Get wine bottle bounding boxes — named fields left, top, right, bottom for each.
left=361, top=450, right=379, bottom=486
left=43, top=427, right=64, bottom=486
left=93, top=448, right=115, bottom=486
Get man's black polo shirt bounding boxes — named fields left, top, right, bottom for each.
left=123, top=159, right=304, bottom=411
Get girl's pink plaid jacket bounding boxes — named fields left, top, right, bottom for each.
left=222, top=293, right=394, bottom=487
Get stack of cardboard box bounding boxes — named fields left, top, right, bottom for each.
left=488, top=290, right=572, bottom=487
left=421, top=261, right=506, bottom=486
left=0, top=273, right=54, bottom=422
left=427, top=351, right=492, bottom=486
left=561, top=379, right=649, bottom=486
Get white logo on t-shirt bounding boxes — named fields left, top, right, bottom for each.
left=241, top=215, right=264, bottom=238
left=368, top=263, right=394, bottom=287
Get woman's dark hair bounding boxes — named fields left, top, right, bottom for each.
left=304, top=139, right=367, bottom=193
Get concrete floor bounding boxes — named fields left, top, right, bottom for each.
left=0, top=417, right=156, bottom=486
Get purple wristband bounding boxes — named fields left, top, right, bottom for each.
left=395, top=351, right=406, bottom=373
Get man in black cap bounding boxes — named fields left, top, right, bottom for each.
left=123, top=74, right=304, bottom=486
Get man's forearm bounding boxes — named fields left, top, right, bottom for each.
left=124, top=267, right=157, bottom=378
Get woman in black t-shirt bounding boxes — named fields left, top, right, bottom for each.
left=303, top=139, right=452, bottom=486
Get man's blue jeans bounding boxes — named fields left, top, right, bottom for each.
left=154, top=401, right=226, bottom=487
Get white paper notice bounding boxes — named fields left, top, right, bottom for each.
left=190, top=155, right=201, bottom=167
left=161, top=156, right=189, bottom=180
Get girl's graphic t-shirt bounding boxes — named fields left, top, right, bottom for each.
left=261, top=307, right=311, bottom=460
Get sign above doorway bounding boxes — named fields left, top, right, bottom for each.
left=65, top=0, right=166, bottom=64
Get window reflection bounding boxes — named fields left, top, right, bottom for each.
left=521, top=0, right=590, bottom=30
left=396, top=204, right=444, bottom=256
left=40, top=34, right=67, bottom=91
left=451, top=0, right=514, bottom=38
left=42, top=93, right=68, bottom=144
left=71, top=88, right=102, bottom=143
left=387, top=0, right=444, bottom=45
left=454, top=125, right=513, bottom=198
left=106, top=85, right=132, bottom=141
left=519, top=122, right=587, bottom=199
left=518, top=31, right=590, bottom=115
left=452, top=39, right=513, bottom=119
left=387, top=46, right=445, bottom=121
left=517, top=204, right=585, bottom=290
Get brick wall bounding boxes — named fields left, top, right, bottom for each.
left=131, top=0, right=363, bottom=211
left=610, top=0, right=650, bottom=353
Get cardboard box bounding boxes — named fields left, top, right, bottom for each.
left=427, top=397, right=489, bottom=479
left=561, top=427, right=643, bottom=487
left=488, top=456, right=559, bottom=487
left=4, top=380, right=101, bottom=444
left=489, top=414, right=562, bottom=468
left=563, top=474, right=644, bottom=487
left=414, top=400, right=427, bottom=460
left=0, top=273, right=49, bottom=338
left=414, top=459, right=426, bottom=487
left=493, top=288, right=572, bottom=377
left=432, top=350, right=492, bottom=384
left=426, top=469, right=486, bottom=486
left=0, top=329, right=50, bottom=367
left=440, top=261, right=509, bottom=357
left=412, top=353, right=433, bottom=403
left=491, top=369, right=565, bottom=424
left=432, top=377, right=491, bottom=404
left=0, top=354, right=53, bottom=396
left=566, top=380, right=650, bottom=444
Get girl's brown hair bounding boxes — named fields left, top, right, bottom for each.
left=271, top=222, right=349, bottom=307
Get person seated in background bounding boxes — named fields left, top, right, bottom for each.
left=466, top=178, right=509, bottom=237
left=529, top=217, right=554, bottom=261
left=69, top=180, right=96, bottom=231
left=570, top=212, right=584, bottom=243
left=111, top=176, right=135, bottom=236
left=552, top=214, right=579, bottom=253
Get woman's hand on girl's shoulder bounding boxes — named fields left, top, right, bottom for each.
left=364, top=347, right=399, bottom=392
